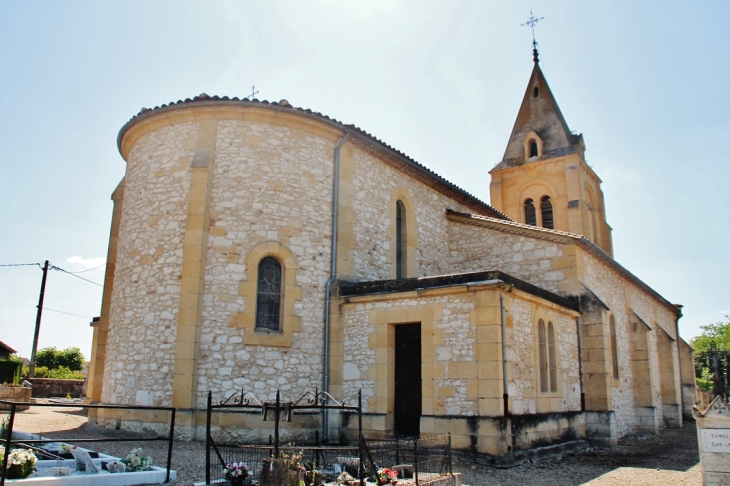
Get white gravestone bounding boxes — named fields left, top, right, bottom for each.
left=694, top=395, right=730, bottom=486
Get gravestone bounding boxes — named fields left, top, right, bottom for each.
left=694, top=395, right=730, bottom=485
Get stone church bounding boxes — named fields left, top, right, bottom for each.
left=85, top=50, right=696, bottom=453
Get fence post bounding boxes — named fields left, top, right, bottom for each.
left=315, top=429, right=320, bottom=468
left=395, top=431, right=400, bottom=465
left=358, top=390, right=364, bottom=486
left=274, top=389, right=280, bottom=457
left=165, top=408, right=176, bottom=483
left=1, top=401, right=17, bottom=486
left=206, top=391, right=212, bottom=485
left=414, top=437, right=419, bottom=486
left=448, top=432, right=453, bottom=476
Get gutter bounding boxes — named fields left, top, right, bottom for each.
left=323, top=132, right=350, bottom=441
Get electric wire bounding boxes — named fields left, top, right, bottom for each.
left=0, top=263, right=41, bottom=267
left=43, top=307, right=94, bottom=320
left=49, top=265, right=103, bottom=287
left=67, top=263, right=106, bottom=273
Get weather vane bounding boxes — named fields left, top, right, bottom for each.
left=246, top=85, right=259, bottom=100
left=522, top=11, right=544, bottom=63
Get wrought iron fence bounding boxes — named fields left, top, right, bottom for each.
left=362, top=434, right=454, bottom=486
left=205, top=387, right=364, bottom=485
left=0, top=400, right=176, bottom=486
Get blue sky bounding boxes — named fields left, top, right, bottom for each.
left=0, top=1, right=727, bottom=360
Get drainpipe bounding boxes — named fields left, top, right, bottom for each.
left=576, top=317, right=585, bottom=411
left=323, top=132, right=350, bottom=441
left=500, top=294, right=509, bottom=416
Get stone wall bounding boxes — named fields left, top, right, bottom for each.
left=27, top=379, right=84, bottom=398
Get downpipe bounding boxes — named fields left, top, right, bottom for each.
left=323, top=132, right=350, bottom=441
left=500, top=294, right=509, bottom=416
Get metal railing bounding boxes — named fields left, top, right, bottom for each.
left=0, top=400, right=176, bottom=485
left=205, top=388, right=364, bottom=485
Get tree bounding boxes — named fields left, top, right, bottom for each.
left=692, top=316, right=730, bottom=392
left=35, top=347, right=85, bottom=371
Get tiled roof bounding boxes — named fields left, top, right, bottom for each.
left=445, top=209, right=681, bottom=317
left=340, top=269, right=580, bottom=312
left=0, top=340, right=17, bottom=355
left=118, top=94, right=509, bottom=221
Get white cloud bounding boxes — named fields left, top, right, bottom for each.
left=66, top=256, right=106, bottom=269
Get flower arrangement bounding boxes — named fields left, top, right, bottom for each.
left=376, top=467, right=398, bottom=485
left=224, top=461, right=249, bottom=485
left=121, top=447, right=154, bottom=472
left=3, top=447, right=38, bottom=479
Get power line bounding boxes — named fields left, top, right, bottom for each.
left=43, top=307, right=94, bottom=320
left=0, top=263, right=41, bottom=267
left=49, top=265, right=103, bottom=287
left=67, top=263, right=106, bottom=273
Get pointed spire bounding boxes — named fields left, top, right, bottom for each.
left=492, top=60, right=584, bottom=170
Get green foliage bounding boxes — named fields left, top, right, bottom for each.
left=0, top=414, right=9, bottom=441
left=692, top=316, right=730, bottom=389
left=33, top=366, right=84, bottom=380
left=35, top=347, right=85, bottom=372
left=697, top=378, right=713, bottom=391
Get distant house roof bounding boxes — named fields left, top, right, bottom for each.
left=0, top=340, right=17, bottom=356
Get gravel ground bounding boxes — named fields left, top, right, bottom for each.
left=7, top=401, right=701, bottom=485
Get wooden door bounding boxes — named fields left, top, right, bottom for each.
left=394, top=323, right=421, bottom=437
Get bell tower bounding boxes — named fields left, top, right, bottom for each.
left=489, top=49, right=613, bottom=256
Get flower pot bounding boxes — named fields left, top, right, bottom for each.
left=229, top=477, right=251, bottom=486
left=6, top=464, right=32, bottom=479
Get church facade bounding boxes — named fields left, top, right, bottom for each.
left=86, top=54, right=696, bottom=453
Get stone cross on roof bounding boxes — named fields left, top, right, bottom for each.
left=521, top=11, right=544, bottom=63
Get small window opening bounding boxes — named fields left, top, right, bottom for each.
left=548, top=322, right=557, bottom=392
left=533, top=87, right=539, bottom=98
left=540, top=196, right=554, bottom=229
left=524, top=199, right=536, bottom=226
left=538, top=320, right=548, bottom=393
left=529, top=140, right=538, bottom=158
left=610, top=315, right=619, bottom=380
left=396, top=200, right=407, bottom=279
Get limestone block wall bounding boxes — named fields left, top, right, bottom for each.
left=339, top=144, right=473, bottom=282
left=447, top=223, right=566, bottom=293
left=196, top=118, right=336, bottom=407
left=507, top=298, right=581, bottom=416
left=102, top=122, right=196, bottom=406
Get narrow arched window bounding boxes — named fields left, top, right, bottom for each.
left=533, top=87, right=539, bottom=98
left=538, top=319, right=548, bottom=393
left=255, top=257, right=282, bottom=331
left=529, top=140, right=538, bottom=157
left=541, top=196, right=554, bottom=229
left=610, top=315, right=619, bottom=379
left=396, top=200, right=407, bottom=279
left=524, top=199, right=537, bottom=226
left=548, top=322, right=557, bottom=392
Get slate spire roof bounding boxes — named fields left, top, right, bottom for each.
left=492, top=50, right=584, bottom=170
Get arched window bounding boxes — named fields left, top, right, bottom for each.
left=538, top=319, right=548, bottom=392
left=548, top=322, right=557, bottom=392
left=529, top=140, right=538, bottom=158
left=610, top=315, right=619, bottom=379
left=255, top=256, right=282, bottom=331
left=541, top=196, right=554, bottom=229
left=396, top=200, right=407, bottom=279
left=524, top=199, right=537, bottom=226
left=533, top=87, right=539, bottom=98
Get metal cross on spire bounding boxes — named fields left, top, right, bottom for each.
left=521, top=11, right=544, bottom=62
left=247, top=85, right=259, bottom=100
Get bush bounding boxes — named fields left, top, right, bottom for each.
left=33, top=366, right=84, bottom=380
left=697, top=378, right=713, bottom=391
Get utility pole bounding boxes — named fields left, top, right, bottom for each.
left=28, top=260, right=49, bottom=378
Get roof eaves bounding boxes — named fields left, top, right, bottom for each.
left=118, top=96, right=510, bottom=221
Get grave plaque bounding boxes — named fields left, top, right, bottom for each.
left=694, top=395, right=730, bottom=486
